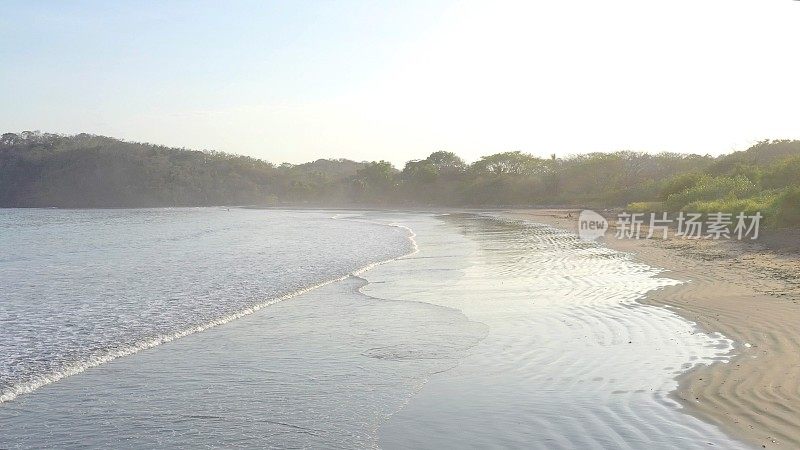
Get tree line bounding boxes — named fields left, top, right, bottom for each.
left=1, top=131, right=798, bottom=226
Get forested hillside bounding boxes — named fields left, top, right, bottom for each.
left=0, top=132, right=363, bottom=207
left=1, top=131, right=798, bottom=226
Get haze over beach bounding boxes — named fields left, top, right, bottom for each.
left=2, top=1, right=800, bottom=449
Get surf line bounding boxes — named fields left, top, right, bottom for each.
left=0, top=213, right=420, bottom=404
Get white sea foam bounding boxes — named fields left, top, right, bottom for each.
left=0, top=209, right=418, bottom=404
left=0, top=211, right=747, bottom=448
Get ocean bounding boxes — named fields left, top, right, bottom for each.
left=0, top=209, right=745, bottom=448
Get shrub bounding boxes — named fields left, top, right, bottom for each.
left=659, top=172, right=703, bottom=201
left=762, top=156, right=800, bottom=189
left=770, top=186, right=800, bottom=227
left=683, top=191, right=779, bottom=217
left=627, top=201, right=664, bottom=213
left=665, top=174, right=757, bottom=211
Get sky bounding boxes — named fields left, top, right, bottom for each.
left=1, top=0, right=799, bottom=167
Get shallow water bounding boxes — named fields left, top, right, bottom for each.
left=0, top=210, right=747, bottom=448
left=365, top=213, right=744, bottom=449
left=0, top=208, right=411, bottom=403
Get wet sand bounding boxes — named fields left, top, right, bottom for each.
left=500, top=209, right=800, bottom=449
left=372, top=213, right=744, bottom=449
left=0, top=211, right=748, bottom=449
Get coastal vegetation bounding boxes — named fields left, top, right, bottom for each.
left=2, top=131, right=798, bottom=227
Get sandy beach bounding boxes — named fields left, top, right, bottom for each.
left=1, top=210, right=750, bottom=449
left=501, top=209, right=800, bottom=449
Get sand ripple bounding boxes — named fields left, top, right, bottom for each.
left=361, top=213, right=747, bottom=449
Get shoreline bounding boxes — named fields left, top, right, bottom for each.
left=0, top=212, right=478, bottom=449
left=1, top=209, right=758, bottom=448
left=376, top=212, right=744, bottom=448
left=500, top=208, right=800, bottom=449
left=0, top=211, right=417, bottom=406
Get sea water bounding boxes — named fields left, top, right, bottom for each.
left=0, top=208, right=412, bottom=404
left=0, top=209, right=745, bottom=448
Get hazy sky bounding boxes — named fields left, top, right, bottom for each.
left=2, top=0, right=799, bottom=166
